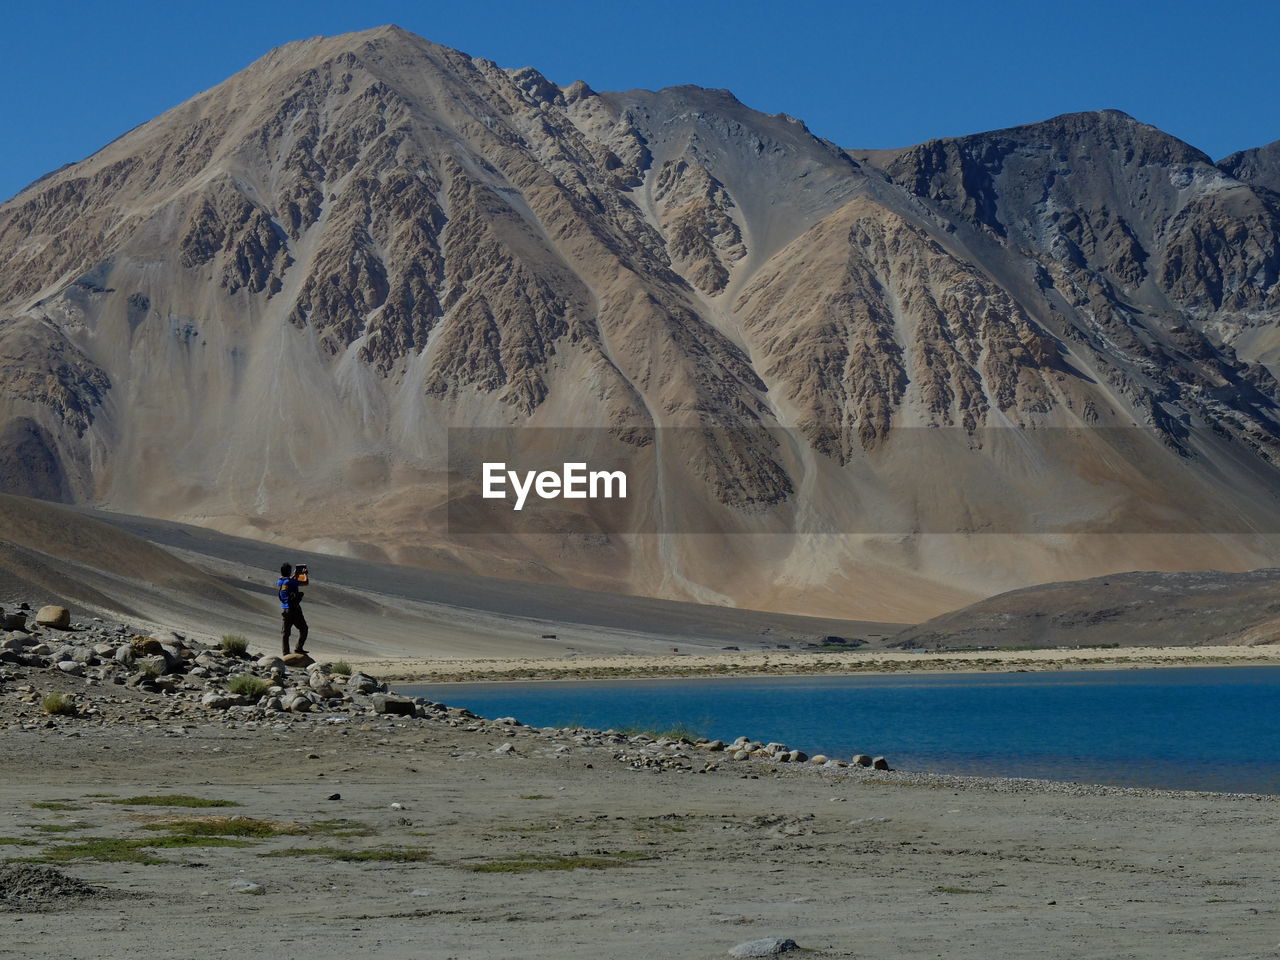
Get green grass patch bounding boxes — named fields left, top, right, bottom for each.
left=227, top=674, right=271, bottom=699
left=30, top=802, right=84, bottom=811
left=331, top=661, right=352, bottom=676
left=29, top=824, right=87, bottom=834
left=142, top=817, right=305, bottom=838
left=136, top=659, right=165, bottom=679
left=259, top=846, right=433, bottom=863
left=107, top=794, right=238, bottom=808
left=220, top=635, right=249, bottom=657
left=34, top=835, right=252, bottom=865
left=0, top=837, right=39, bottom=846
left=465, top=851, right=648, bottom=873
left=41, top=692, right=77, bottom=716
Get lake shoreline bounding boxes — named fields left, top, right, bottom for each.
left=6, top=623, right=1280, bottom=957
left=350, top=644, right=1280, bottom=683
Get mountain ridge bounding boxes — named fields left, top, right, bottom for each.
left=1, top=25, right=1279, bottom=621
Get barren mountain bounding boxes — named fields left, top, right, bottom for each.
left=2, top=25, right=1279, bottom=621
left=891, top=568, right=1280, bottom=650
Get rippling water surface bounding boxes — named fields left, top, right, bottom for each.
left=402, top=666, right=1280, bottom=794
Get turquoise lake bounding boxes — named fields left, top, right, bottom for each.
left=401, top=666, right=1280, bottom=794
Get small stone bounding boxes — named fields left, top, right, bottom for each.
left=729, top=938, right=799, bottom=957
left=493, top=742, right=516, bottom=755
left=35, top=606, right=70, bottom=629
left=810, top=755, right=828, bottom=765
left=227, top=880, right=264, bottom=895
left=851, top=754, right=872, bottom=767
left=326, top=793, right=341, bottom=801
left=871, top=756, right=891, bottom=770
left=282, top=653, right=314, bottom=668
left=56, top=661, right=84, bottom=676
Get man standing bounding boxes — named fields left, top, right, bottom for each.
left=277, top=562, right=308, bottom=655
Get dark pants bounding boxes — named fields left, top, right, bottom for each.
left=281, top=606, right=308, bottom=654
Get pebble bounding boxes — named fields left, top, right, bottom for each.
left=729, top=938, right=799, bottom=957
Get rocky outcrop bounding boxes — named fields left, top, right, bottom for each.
left=0, top=318, right=109, bottom=437
left=737, top=198, right=1059, bottom=459
left=653, top=158, right=746, bottom=294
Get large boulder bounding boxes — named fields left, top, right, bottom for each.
left=308, top=673, right=338, bottom=698
left=282, top=652, right=314, bottom=668
left=371, top=693, right=416, bottom=716
left=35, top=606, right=70, bottom=629
left=130, top=636, right=164, bottom=657
left=136, top=655, right=170, bottom=676
left=347, top=673, right=379, bottom=695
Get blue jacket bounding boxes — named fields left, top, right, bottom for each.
left=277, top=577, right=303, bottom=611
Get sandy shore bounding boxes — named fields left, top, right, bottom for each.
left=346, top=644, right=1280, bottom=682
left=3, top=713, right=1278, bottom=959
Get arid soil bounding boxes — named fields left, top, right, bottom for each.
left=3, top=711, right=1276, bottom=960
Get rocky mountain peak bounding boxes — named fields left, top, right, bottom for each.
left=0, top=27, right=1278, bottom=619
left=1219, top=139, right=1280, bottom=194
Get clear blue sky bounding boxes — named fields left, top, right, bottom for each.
left=2, top=0, right=1277, bottom=202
